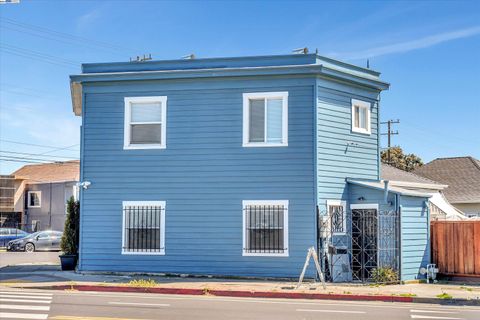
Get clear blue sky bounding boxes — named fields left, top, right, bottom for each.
left=1, top=0, right=479, bottom=174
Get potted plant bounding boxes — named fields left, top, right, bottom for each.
left=59, top=197, right=79, bottom=271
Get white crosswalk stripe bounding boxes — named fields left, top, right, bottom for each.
left=410, top=309, right=463, bottom=319
left=0, top=289, right=52, bottom=320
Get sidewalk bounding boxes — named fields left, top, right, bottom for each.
left=1, top=265, right=480, bottom=305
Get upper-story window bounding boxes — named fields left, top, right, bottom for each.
left=243, top=92, right=288, bottom=147
left=124, top=96, right=167, bottom=149
left=27, top=191, right=41, bottom=208
left=351, top=99, right=371, bottom=135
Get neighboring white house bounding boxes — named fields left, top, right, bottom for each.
left=414, top=157, right=480, bottom=218
left=381, top=164, right=466, bottom=220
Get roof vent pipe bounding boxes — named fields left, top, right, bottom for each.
left=292, top=47, right=309, bottom=54
left=182, top=54, right=196, bottom=60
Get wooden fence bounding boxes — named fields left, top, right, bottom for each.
left=431, top=221, right=480, bottom=277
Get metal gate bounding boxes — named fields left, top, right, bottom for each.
left=318, top=208, right=400, bottom=283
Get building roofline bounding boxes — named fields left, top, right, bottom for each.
left=80, top=53, right=381, bottom=77
left=388, top=180, right=448, bottom=190
left=70, top=62, right=389, bottom=116
left=346, top=178, right=433, bottom=198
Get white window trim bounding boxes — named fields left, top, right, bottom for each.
left=351, top=98, right=371, bottom=135
left=124, top=96, right=167, bottom=150
left=242, top=92, right=289, bottom=147
left=326, top=200, right=347, bottom=235
left=242, top=200, right=289, bottom=257
left=350, top=203, right=379, bottom=211
left=27, top=191, right=41, bottom=208
left=121, top=200, right=166, bottom=255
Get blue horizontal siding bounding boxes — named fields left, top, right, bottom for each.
left=79, top=76, right=317, bottom=278
left=400, top=196, right=430, bottom=281
left=316, top=78, right=381, bottom=210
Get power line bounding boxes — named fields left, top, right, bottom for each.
left=0, top=139, right=79, bottom=150
left=0, top=47, right=78, bottom=69
left=37, top=143, right=80, bottom=156
left=0, top=150, right=78, bottom=160
left=0, top=43, right=80, bottom=66
left=0, top=158, right=50, bottom=164
left=1, top=17, right=131, bottom=52
left=0, top=154, right=78, bottom=162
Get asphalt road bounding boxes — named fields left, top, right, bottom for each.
left=0, top=251, right=60, bottom=268
left=0, top=287, right=479, bottom=320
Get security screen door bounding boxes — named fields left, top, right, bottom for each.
left=351, top=208, right=378, bottom=282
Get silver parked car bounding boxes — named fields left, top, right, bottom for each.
left=7, top=230, right=63, bottom=252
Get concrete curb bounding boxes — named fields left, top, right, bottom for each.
left=19, top=284, right=480, bottom=305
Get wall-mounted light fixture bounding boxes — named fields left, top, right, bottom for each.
left=358, top=196, right=365, bottom=201
left=78, top=181, right=91, bottom=190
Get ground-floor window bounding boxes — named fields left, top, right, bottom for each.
left=326, top=200, right=347, bottom=234
left=242, top=200, right=288, bottom=256
left=122, top=201, right=165, bottom=255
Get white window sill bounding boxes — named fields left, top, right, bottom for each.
left=124, top=144, right=166, bottom=150
left=242, top=251, right=289, bottom=257
left=27, top=206, right=41, bottom=209
left=122, top=250, right=165, bottom=255
left=242, top=142, right=288, bottom=148
left=351, top=127, right=371, bottom=135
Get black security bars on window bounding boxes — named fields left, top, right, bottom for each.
left=123, top=206, right=163, bottom=253
left=244, top=205, right=286, bottom=254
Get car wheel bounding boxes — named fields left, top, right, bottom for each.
left=25, top=243, right=35, bottom=253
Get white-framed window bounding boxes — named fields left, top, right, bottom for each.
left=27, top=191, right=41, bottom=208
left=124, top=96, right=167, bottom=150
left=326, top=200, right=347, bottom=235
left=122, top=201, right=166, bottom=255
left=243, top=92, right=288, bottom=147
left=351, top=99, right=371, bottom=134
left=242, top=200, right=289, bottom=257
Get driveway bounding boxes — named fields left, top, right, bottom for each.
left=0, top=251, right=60, bottom=268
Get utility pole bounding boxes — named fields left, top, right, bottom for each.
left=381, top=119, right=399, bottom=164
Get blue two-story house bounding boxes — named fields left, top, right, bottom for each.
left=70, top=53, right=431, bottom=282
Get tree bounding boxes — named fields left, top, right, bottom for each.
left=381, top=146, right=423, bottom=172
left=60, top=196, right=80, bottom=255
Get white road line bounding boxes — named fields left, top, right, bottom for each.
left=411, top=309, right=459, bottom=314
left=0, top=304, right=50, bottom=311
left=296, top=309, right=366, bottom=314
left=0, top=294, right=52, bottom=300
left=411, top=315, right=462, bottom=320
left=14, top=289, right=480, bottom=313
left=0, top=291, right=53, bottom=296
left=0, top=298, right=52, bottom=304
left=0, top=312, right=48, bottom=320
left=109, top=301, right=170, bottom=307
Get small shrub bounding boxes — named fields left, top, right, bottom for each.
left=460, top=286, right=473, bottom=292
left=437, top=292, right=453, bottom=300
left=128, top=278, right=157, bottom=288
left=60, top=197, right=80, bottom=255
left=371, top=267, right=399, bottom=284
left=399, top=293, right=417, bottom=297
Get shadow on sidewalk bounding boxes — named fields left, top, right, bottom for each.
left=0, top=264, right=65, bottom=283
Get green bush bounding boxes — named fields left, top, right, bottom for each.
left=60, top=197, right=80, bottom=255
left=371, top=267, right=399, bottom=284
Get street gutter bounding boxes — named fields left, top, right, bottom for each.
left=16, top=284, right=480, bottom=306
